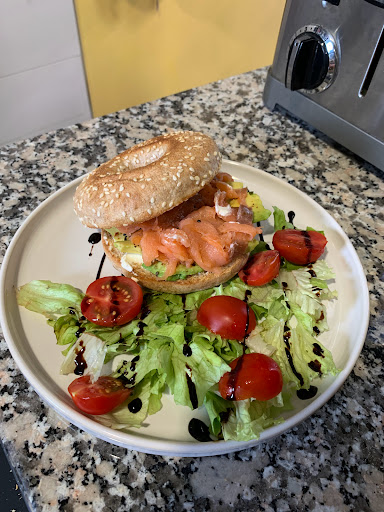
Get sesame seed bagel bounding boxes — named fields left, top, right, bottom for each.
left=101, top=230, right=249, bottom=294
left=74, top=131, right=222, bottom=229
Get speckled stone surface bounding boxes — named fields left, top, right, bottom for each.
left=0, top=68, right=383, bottom=512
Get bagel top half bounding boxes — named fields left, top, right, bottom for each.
left=74, top=131, right=222, bottom=229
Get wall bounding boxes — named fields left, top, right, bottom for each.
left=0, top=0, right=91, bottom=146
left=75, top=0, right=285, bottom=117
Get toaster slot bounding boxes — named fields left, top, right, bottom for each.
left=359, top=25, right=384, bottom=97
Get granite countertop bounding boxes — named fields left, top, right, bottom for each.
left=0, top=68, right=383, bottom=512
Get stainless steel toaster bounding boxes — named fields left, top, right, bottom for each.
left=263, top=0, right=384, bottom=171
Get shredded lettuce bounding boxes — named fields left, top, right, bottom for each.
left=60, top=333, right=107, bottom=382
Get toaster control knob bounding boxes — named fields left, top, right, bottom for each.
left=286, top=26, right=337, bottom=93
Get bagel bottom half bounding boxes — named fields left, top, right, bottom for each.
left=101, top=230, right=249, bottom=294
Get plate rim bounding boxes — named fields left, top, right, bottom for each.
left=0, top=159, right=370, bottom=456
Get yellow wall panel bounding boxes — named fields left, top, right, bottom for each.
left=74, top=0, right=285, bottom=117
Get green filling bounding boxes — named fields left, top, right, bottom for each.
left=228, top=182, right=271, bottom=222
left=142, top=261, right=204, bottom=281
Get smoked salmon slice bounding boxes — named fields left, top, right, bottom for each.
left=116, top=174, right=263, bottom=279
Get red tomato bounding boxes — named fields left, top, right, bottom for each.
left=68, top=375, right=131, bottom=415
left=81, top=276, right=143, bottom=327
left=218, top=353, right=283, bottom=401
left=239, top=250, right=281, bottom=286
left=273, top=229, right=327, bottom=265
left=197, top=296, right=256, bottom=341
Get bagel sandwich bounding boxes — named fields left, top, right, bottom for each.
left=74, top=131, right=270, bottom=293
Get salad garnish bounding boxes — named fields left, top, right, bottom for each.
left=16, top=206, right=339, bottom=442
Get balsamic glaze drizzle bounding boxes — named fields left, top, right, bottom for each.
left=256, top=222, right=264, bottom=242
left=283, top=327, right=305, bottom=387
left=88, top=232, right=102, bottom=245
left=130, top=356, right=140, bottom=372
left=186, top=367, right=198, bottom=409
left=225, top=356, right=244, bottom=400
left=88, top=232, right=102, bottom=256
left=297, top=386, right=318, bottom=400
left=74, top=340, right=87, bottom=375
left=188, top=418, right=211, bottom=442
left=288, top=211, right=296, bottom=226
left=313, top=343, right=325, bottom=358
left=128, top=398, right=142, bottom=413
left=308, top=360, right=322, bottom=375
left=183, top=344, right=192, bottom=357
left=96, top=254, right=106, bottom=280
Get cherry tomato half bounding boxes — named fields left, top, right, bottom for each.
left=218, top=353, right=283, bottom=401
left=239, top=250, right=281, bottom=286
left=273, top=229, right=327, bottom=266
left=68, top=375, right=131, bottom=415
left=197, top=296, right=256, bottom=341
left=81, top=276, right=143, bottom=327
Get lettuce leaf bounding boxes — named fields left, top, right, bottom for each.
left=204, top=392, right=285, bottom=442
left=273, top=206, right=294, bottom=231
left=114, top=323, right=230, bottom=410
left=17, top=280, right=83, bottom=319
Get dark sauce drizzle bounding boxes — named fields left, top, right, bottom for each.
left=96, top=253, right=106, bottom=280
left=75, top=326, right=85, bottom=338
left=313, top=326, right=320, bottom=335
left=288, top=211, right=296, bottom=226
left=308, top=360, right=322, bottom=375
left=183, top=344, right=192, bottom=357
left=256, top=222, right=270, bottom=249
left=283, top=326, right=304, bottom=387
left=297, top=386, right=318, bottom=400
left=225, top=356, right=244, bottom=400
left=88, top=232, right=102, bottom=256
left=74, top=340, right=87, bottom=375
left=186, top=366, right=198, bottom=409
left=256, top=222, right=264, bottom=242
left=130, top=356, right=140, bottom=372
left=313, top=343, right=325, bottom=358
left=302, top=232, right=314, bottom=265
left=128, top=398, right=142, bottom=414
left=188, top=418, right=211, bottom=442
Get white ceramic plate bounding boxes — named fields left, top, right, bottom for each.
left=0, top=160, right=369, bottom=456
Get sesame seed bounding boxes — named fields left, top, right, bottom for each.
left=126, top=192, right=130, bottom=197
left=130, top=216, right=135, bottom=222
left=169, top=201, right=174, bottom=207
left=150, top=197, right=154, bottom=203
left=162, top=201, right=166, bottom=207
left=141, top=184, right=145, bottom=189
left=147, top=209, right=152, bottom=214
